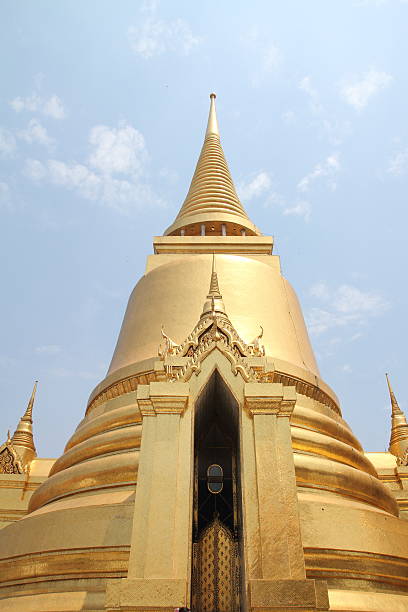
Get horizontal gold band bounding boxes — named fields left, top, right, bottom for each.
left=295, top=454, right=398, bottom=515
left=0, top=546, right=129, bottom=586
left=28, top=452, right=138, bottom=512
left=305, top=548, right=408, bottom=590
left=86, top=365, right=340, bottom=417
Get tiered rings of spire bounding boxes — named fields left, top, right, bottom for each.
left=165, top=94, right=261, bottom=237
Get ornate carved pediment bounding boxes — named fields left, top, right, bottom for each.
left=157, top=256, right=269, bottom=383
left=163, top=316, right=257, bottom=382
left=0, top=442, right=23, bottom=475
left=398, top=447, right=408, bottom=467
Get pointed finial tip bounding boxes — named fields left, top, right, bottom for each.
left=210, top=93, right=216, bottom=99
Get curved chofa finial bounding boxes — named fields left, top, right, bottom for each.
left=10, top=381, right=38, bottom=468
left=248, top=326, right=265, bottom=357
left=386, top=373, right=408, bottom=465
left=158, top=325, right=178, bottom=359
left=164, top=93, right=261, bottom=237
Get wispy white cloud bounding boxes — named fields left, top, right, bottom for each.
left=35, top=344, right=62, bottom=355
left=264, top=191, right=285, bottom=208
left=46, top=160, right=103, bottom=200
left=297, top=153, right=340, bottom=193
left=238, top=169, right=311, bottom=221
left=334, top=284, right=389, bottom=314
left=238, top=171, right=272, bottom=200
left=257, top=43, right=282, bottom=78
left=24, top=159, right=47, bottom=181
left=245, top=28, right=282, bottom=87
left=24, top=122, right=164, bottom=213
left=307, top=282, right=390, bottom=335
left=18, top=119, right=55, bottom=148
left=309, top=282, right=330, bottom=300
left=0, top=128, right=17, bottom=158
left=298, top=76, right=351, bottom=145
left=10, top=92, right=66, bottom=119
left=299, top=76, right=323, bottom=114
left=238, top=171, right=285, bottom=211
left=387, top=147, right=408, bottom=176
left=283, top=200, right=311, bottom=221
left=88, top=123, right=148, bottom=175
left=321, top=118, right=352, bottom=145
left=340, top=69, right=392, bottom=110
left=43, top=95, right=66, bottom=119
left=10, top=93, right=41, bottom=113
left=128, top=1, right=201, bottom=59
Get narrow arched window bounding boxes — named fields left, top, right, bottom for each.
left=207, top=464, right=223, bottom=494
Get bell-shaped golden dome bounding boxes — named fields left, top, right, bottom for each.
left=0, top=96, right=407, bottom=612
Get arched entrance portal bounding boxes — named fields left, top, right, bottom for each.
left=192, top=371, right=242, bottom=612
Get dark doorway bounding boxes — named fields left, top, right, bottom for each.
left=192, top=371, right=242, bottom=612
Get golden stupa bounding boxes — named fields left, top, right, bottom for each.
left=0, top=94, right=407, bottom=612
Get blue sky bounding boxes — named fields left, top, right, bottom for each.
left=1, top=0, right=407, bottom=457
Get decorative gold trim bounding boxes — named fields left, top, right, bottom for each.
left=0, top=479, right=42, bottom=490
left=86, top=366, right=340, bottom=418
left=153, top=234, right=273, bottom=255
left=305, top=548, right=408, bottom=591
left=0, top=444, right=23, bottom=475
left=28, top=452, right=138, bottom=513
left=86, top=370, right=161, bottom=416
left=0, top=509, right=27, bottom=521
left=0, top=546, right=129, bottom=586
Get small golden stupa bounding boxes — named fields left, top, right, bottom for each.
left=0, top=95, right=407, bottom=612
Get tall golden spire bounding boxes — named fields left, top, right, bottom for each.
left=11, top=381, right=37, bottom=467
left=386, top=373, right=408, bottom=463
left=164, top=94, right=260, bottom=237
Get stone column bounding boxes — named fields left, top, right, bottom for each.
left=105, top=382, right=191, bottom=612
left=244, top=383, right=329, bottom=611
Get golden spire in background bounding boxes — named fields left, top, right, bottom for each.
left=386, top=373, right=408, bottom=464
left=201, top=255, right=227, bottom=317
left=164, top=94, right=260, bottom=237
left=11, top=381, right=37, bottom=467
left=208, top=253, right=222, bottom=298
